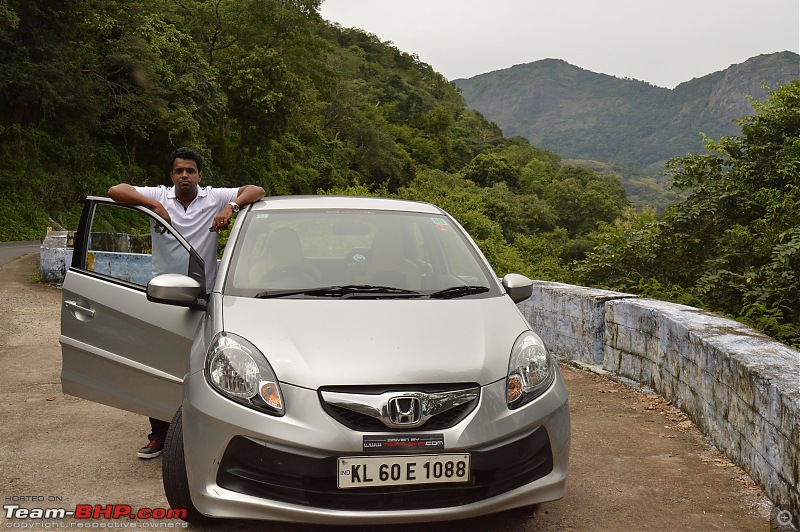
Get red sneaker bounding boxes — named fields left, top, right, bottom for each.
left=137, top=437, right=164, bottom=459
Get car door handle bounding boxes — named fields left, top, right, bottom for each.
left=64, top=300, right=96, bottom=318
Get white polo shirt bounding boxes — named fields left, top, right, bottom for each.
left=135, top=185, right=239, bottom=293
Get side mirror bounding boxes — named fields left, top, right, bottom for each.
left=147, top=274, right=206, bottom=309
left=502, top=273, right=533, bottom=303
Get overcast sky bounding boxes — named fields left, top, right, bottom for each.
left=319, top=0, right=799, bottom=89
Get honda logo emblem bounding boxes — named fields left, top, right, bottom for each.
left=388, top=396, right=421, bottom=425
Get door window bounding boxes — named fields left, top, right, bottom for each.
left=84, top=203, right=190, bottom=288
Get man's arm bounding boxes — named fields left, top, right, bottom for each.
left=234, top=185, right=266, bottom=206
left=211, top=185, right=266, bottom=232
left=108, top=184, right=171, bottom=224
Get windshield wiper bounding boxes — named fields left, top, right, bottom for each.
left=428, top=285, right=490, bottom=299
left=255, top=285, right=422, bottom=299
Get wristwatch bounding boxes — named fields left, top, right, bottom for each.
left=227, top=201, right=240, bottom=213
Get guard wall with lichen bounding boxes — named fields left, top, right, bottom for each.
left=519, top=282, right=799, bottom=524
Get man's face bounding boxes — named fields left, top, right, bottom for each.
left=170, top=157, right=202, bottom=193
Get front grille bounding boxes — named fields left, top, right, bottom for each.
left=216, top=427, right=553, bottom=511
left=323, top=398, right=477, bottom=431
left=319, top=383, right=480, bottom=432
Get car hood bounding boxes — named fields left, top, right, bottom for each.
left=220, top=296, right=531, bottom=388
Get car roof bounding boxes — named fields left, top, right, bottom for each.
left=250, top=195, right=445, bottom=215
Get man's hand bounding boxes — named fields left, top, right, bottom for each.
left=210, top=185, right=265, bottom=232
left=210, top=204, right=234, bottom=232
left=152, top=203, right=171, bottom=225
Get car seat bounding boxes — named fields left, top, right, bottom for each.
left=249, top=227, right=318, bottom=287
left=368, top=228, right=423, bottom=290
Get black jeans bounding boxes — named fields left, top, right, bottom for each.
left=148, top=417, right=170, bottom=441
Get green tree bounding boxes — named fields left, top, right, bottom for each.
left=544, top=165, right=630, bottom=237
left=576, top=82, right=800, bottom=346
left=461, top=152, right=520, bottom=188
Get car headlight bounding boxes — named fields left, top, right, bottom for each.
left=205, top=332, right=285, bottom=416
left=507, top=331, right=554, bottom=409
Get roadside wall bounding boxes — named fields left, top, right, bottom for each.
left=519, top=281, right=636, bottom=366
left=520, top=282, right=799, bottom=523
left=39, top=231, right=153, bottom=285
left=39, top=231, right=74, bottom=282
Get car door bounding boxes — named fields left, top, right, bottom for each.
left=60, top=197, right=206, bottom=422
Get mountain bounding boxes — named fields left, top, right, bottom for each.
left=454, top=52, right=799, bottom=175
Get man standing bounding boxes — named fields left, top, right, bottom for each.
left=108, top=147, right=265, bottom=458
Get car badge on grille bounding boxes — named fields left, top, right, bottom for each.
left=320, top=387, right=480, bottom=430
left=388, top=396, right=421, bottom=425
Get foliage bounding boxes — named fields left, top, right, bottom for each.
left=3, top=0, right=795, bottom=347
left=542, top=165, right=630, bottom=237
left=576, top=82, right=800, bottom=347
left=562, top=158, right=683, bottom=211
left=1, top=0, right=624, bottom=272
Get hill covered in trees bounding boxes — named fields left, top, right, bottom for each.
left=454, top=52, right=799, bottom=175
left=0, top=0, right=629, bottom=278
left=0, top=1, right=499, bottom=226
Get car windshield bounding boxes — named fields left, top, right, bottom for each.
left=223, top=209, right=498, bottom=299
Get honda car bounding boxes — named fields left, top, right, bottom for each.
left=60, top=195, right=570, bottom=525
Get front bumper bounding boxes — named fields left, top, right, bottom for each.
left=181, top=370, right=570, bottom=525
left=217, top=426, right=552, bottom=510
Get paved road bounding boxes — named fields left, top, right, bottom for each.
left=0, top=240, right=40, bottom=267
left=0, top=252, right=775, bottom=531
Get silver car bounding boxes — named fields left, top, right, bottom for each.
left=60, top=195, right=570, bottom=525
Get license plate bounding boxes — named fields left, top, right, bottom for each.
left=337, top=453, right=470, bottom=489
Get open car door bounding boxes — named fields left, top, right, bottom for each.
left=60, top=197, right=206, bottom=421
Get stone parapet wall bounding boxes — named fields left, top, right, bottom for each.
left=519, top=282, right=799, bottom=523
left=518, top=281, right=636, bottom=366
left=40, top=231, right=154, bottom=285
left=604, top=298, right=799, bottom=522
left=87, top=251, right=154, bottom=286
left=39, top=231, right=75, bottom=282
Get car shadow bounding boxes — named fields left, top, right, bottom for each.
left=186, top=505, right=539, bottom=531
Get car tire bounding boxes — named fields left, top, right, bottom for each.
left=162, top=408, right=213, bottom=525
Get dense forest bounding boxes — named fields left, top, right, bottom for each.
left=1, top=1, right=797, bottom=347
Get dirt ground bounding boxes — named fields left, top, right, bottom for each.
left=0, top=253, right=776, bottom=531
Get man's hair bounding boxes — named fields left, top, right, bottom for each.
left=170, top=147, right=203, bottom=173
